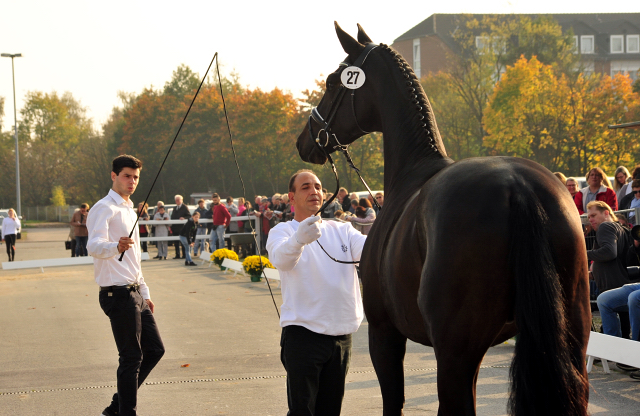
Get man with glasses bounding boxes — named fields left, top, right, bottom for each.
left=620, top=180, right=640, bottom=226
left=565, top=178, right=579, bottom=199
left=374, top=192, right=384, bottom=215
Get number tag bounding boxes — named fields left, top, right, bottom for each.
left=341, top=66, right=366, bottom=90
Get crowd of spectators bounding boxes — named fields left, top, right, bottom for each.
left=137, top=188, right=382, bottom=261
left=555, top=165, right=640, bottom=380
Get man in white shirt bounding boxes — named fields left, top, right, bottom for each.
left=87, top=155, right=165, bottom=416
left=267, top=169, right=367, bottom=416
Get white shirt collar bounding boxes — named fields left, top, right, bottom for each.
left=108, top=189, right=133, bottom=208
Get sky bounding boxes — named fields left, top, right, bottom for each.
left=1, top=0, right=639, bottom=131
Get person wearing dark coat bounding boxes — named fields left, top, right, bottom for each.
left=587, top=200, right=633, bottom=340
left=179, top=212, right=199, bottom=266
left=170, top=195, right=191, bottom=259
left=619, top=179, right=640, bottom=225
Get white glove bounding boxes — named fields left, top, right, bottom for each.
left=295, top=215, right=322, bottom=245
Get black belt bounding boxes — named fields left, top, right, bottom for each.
left=100, top=283, right=140, bottom=292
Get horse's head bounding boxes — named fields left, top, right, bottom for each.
left=296, top=22, right=382, bottom=165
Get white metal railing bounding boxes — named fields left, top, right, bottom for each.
left=139, top=216, right=262, bottom=253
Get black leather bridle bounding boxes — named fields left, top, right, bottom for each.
left=308, top=42, right=381, bottom=217
left=307, top=43, right=381, bottom=265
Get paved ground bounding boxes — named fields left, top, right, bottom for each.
left=0, top=228, right=639, bottom=415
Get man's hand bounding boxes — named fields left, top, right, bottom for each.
left=190, top=243, right=194, bottom=247
left=117, top=237, right=135, bottom=253
left=295, top=215, right=322, bottom=245
left=634, top=239, right=639, bottom=248
left=146, top=299, right=155, bottom=313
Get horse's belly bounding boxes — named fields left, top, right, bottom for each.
left=379, top=213, right=432, bottom=345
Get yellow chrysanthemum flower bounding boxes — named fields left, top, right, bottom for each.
left=242, top=255, right=275, bottom=275
left=211, top=248, right=239, bottom=265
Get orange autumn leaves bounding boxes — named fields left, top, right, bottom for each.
left=484, top=56, right=640, bottom=173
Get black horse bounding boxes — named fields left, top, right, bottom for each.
left=296, top=23, right=590, bottom=416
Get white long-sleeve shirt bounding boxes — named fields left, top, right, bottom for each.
left=267, top=218, right=367, bottom=336
left=2, top=216, right=21, bottom=237
left=87, top=189, right=150, bottom=299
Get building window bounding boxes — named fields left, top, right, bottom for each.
left=581, top=35, right=594, bottom=54
left=476, top=36, right=489, bottom=54
left=573, top=36, right=579, bottom=54
left=628, top=35, right=640, bottom=53
left=611, top=60, right=640, bottom=81
left=611, top=35, right=624, bottom=54
left=413, top=38, right=421, bottom=78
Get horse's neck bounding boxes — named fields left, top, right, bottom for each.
left=381, top=112, right=453, bottom=201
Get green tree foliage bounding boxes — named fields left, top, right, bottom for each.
left=163, top=64, right=200, bottom=98
left=16, top=91, right=94, bottom=206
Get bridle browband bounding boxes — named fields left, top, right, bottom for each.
left=307, top=42, right=381, bottom=265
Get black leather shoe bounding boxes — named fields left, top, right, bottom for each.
left=181, top=256, right=186, bottom=259
left=187, top=261, right=197, bottom=266
left=617, top=363, right=639, bottom=371
left=173, top=256, right=181, bottom=259
left=102, top=407, right=118, bottom=416
left=153, top=255, right=160, bottom=259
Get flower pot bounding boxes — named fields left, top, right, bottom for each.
left=250, top=273, right=262, bottom=282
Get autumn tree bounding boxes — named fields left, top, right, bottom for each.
left=484, top=56, right=640, bottom=173
left=421, top=14, right=580, bottom=160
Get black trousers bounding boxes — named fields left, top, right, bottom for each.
left=280, top=325, right=352, bottom=416
left=99, top=287, right=165, bottom=416
left=173, top=239, right=184, bottom=257
left=4, top=234, right=16, bottom=261
left=140, top=231, right=148, bottom=252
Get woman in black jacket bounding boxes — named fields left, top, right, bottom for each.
left=179, top=212, right=200, bottom=266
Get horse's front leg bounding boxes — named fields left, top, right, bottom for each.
left=368, top=316, right=408, bottom=416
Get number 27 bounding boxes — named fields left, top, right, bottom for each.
left=346, top=71, right=359, bottom=84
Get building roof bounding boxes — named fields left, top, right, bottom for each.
left=394, top=13, right=640, bottom=60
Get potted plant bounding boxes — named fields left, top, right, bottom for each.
left=242, top=255, right=275, bottom=282
left=211, top=248, right=239, bottom=271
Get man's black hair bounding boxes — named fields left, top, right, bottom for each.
left=112, top=155, right=143, bottom=176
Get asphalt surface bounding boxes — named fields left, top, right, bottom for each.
left=0, top=228, right=638, bottom=415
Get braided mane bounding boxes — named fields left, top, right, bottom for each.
left=378, top=43, right=439, bottom=154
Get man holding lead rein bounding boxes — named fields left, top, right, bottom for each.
left=267, top=169, right=367, bottom=416
left=88, top=155, right=165, bottom=416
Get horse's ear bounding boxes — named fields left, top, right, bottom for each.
left=335, top=21, right=363, bottom=56
left=356, top=24, right=373, bottom=44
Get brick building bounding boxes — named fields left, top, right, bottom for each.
left=392, top=13, right=640, bottom=80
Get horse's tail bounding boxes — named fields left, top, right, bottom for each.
left=507, top=185, right=588, bottom=416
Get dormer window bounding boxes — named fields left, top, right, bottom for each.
left=581, top=35, right=594, bottom=54
left=413, top=38, right=421, bottom=78
left=611, top=35, right=624, bottom=54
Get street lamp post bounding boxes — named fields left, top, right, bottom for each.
left=1, top=53, right=23, bottom=217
